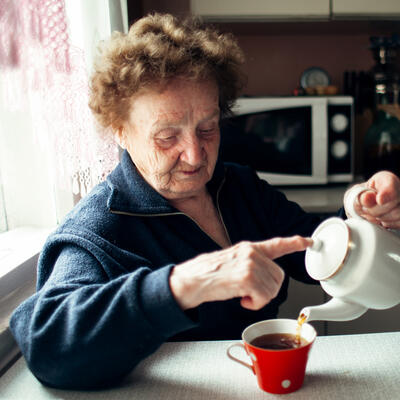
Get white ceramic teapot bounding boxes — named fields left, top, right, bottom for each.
left=300, top=185, right=400, bottom=322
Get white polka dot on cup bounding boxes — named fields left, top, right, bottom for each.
left=281, top=379, right=291, bottom=389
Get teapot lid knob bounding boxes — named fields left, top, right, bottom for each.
left=309, top=238, right=323, bottom=251
left=306, top=217, right=350, bottom=281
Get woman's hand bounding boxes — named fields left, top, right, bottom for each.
left=345, top=171, right=400, bottom=229
left=169, top=235, right=312, bottom=311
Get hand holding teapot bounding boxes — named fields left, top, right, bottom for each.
left=347, top=170, right=400, bottom=229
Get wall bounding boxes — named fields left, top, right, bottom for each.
left=233, top=29, right=374, bottom=96
left=216, top=20, right=400, bottom=100
left=137, top=1, right=399, bottom=95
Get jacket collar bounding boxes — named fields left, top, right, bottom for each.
left=106, top=150, right=225, bottom=215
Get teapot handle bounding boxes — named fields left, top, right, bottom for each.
left=344, top=185, right=400, bottom=236
left=344, top=185, right=371, bottom=220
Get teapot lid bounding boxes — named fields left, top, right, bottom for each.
left=305, top=217, right=350, bottom=281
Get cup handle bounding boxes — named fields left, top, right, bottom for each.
left=226, top=343, right=254, bottom=374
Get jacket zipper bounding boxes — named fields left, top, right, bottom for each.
left=109, top=177, right=232, bottom=248
left=215, top=176, right=232, bottom=246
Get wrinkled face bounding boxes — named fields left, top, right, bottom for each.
left=119, top=78, right=220, bottom=201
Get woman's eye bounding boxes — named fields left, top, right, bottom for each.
left=199, top=125, right=217, bottom=136
left=155, top=135, right=177, bottom=148
left=158, top=136, right=175, bottom=142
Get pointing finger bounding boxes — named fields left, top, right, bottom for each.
left=254, top=235, right=313, bottom=260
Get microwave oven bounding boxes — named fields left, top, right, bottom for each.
left=219, top=96, right=354, bottom=185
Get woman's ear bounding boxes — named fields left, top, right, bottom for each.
left=114, top=127, right=126, bottom=149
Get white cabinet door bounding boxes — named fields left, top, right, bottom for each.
left=190, top=0, right=330, bottom=21
left=332, top=0, right=400, bottom=18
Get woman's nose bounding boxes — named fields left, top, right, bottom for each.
left=180, top=135, right=205, bottom=165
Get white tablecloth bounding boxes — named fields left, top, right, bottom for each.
left=0, top=332, right=399, bottom=399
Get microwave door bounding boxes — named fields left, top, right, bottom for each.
left=220, top=103, right=328, bottom=185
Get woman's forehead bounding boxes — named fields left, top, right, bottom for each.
left=139, top=77, right=218, bottom=98
left=128, top=78, right=219, bottom=122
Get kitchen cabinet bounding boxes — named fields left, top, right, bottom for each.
left=190, top=0, right=400, bottom=21
left=190, top=0, right=330, bottom=21
left=332, top=0, right=400, bottom=19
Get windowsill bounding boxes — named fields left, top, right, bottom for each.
left=0, top=227, right=52, bottom=280
left=0, top=226, right=53, bottom=329
left=0, top=227, right=52, bottom=374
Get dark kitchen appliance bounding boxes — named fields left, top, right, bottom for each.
left=363, top=34, right=400, bottom=179
left=369, top=34, right=400, bottom=107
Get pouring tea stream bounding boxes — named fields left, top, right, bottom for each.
left=300, top=185, right=400, bottom=322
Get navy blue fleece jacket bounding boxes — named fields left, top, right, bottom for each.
left=10, top=151, right=337, bottom=389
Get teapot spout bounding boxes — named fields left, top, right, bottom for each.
left=300, top=298, right=368, bottom=322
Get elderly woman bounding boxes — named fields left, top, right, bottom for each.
left=10, top=13, right=400, bottom=389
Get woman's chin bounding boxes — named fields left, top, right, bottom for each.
left=161, top=181, right=208, bottom=200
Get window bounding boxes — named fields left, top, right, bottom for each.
left=0, top=181, right=6, bottom=234
left=0, top=83, right=62, bottom=233
left=0, top=1, right=127, bottom=353
left=0, top=0, right=127, bottom=236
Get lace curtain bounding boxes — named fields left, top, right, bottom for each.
left=0, top=0, right=119, bottom=198
left=0, top=174, right=6, bottom=233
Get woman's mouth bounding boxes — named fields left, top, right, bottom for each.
left=181, top=168, right=201, bottom=175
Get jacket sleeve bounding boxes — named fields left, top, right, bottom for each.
left=9, top=238, right=196, bottom=390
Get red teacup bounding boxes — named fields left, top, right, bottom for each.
left=227, top=319, right=316, bottom=394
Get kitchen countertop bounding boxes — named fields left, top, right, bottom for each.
left=279, top=184, right=350, bottom=213
left=0, top=331, right=399, bottom=399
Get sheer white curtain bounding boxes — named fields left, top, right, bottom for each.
left=0, top=0, right=126, bottom=230
left=0, top=176, right=6, bottom=233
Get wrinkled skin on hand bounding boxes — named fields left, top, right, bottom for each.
left=169, top=235, right=312, bottom=311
